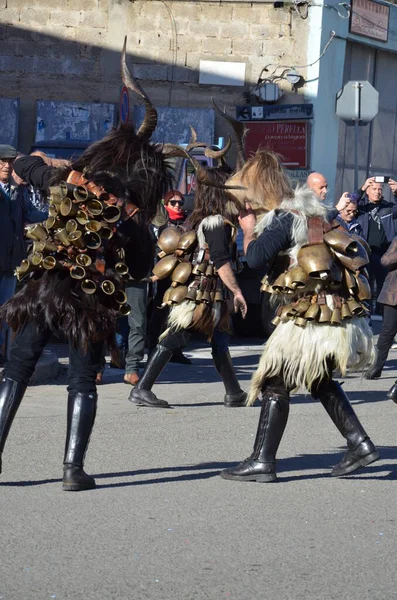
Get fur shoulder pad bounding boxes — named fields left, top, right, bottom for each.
left=197, top=215, right=225, bottom=248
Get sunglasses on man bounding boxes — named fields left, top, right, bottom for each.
left=169, top=200, right=184, bottom=207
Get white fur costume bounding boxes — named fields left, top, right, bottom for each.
left=247, top=188, right=375, bottom=406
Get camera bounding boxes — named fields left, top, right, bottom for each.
left=374, top=176, right=390, bottom=183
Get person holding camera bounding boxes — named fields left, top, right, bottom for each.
left=354, top=176, right=397, bottom=313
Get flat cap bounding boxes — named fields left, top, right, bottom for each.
left=0, top=145, right=17, bottom=159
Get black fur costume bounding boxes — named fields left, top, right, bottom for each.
left=2, top=125, right=172, bottom=351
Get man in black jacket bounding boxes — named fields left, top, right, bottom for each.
left=355, top=177, right=397, bottom=312
left=0, top=147, right=47, bottom=364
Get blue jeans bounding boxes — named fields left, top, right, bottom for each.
left=125, top=281, right=148, bottom=374
left=0, top=272, right=17, bottom=357
left=115, top=317, right=129, bottom=355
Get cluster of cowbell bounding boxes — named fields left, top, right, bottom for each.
left=262, top=227, right=372, bottom=328
left=17, top=170, right=130, bottom=315
left=152, top=226, right=229, bottom=325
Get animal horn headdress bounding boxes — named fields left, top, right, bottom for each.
left=162, top=143, right=244, bottom=191
left=121, top=36, right=157, bottom=141
left=211, top=98, right=248, bottom=171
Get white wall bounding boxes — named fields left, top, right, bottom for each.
left=307, top=2, right=347, bottom=205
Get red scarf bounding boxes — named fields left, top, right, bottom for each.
left=166, top=205, right=186, bottom=222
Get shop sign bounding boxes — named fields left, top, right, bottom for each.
left=236, top=103, right=313, bottom=122
left=245, top=121, right=308, bottom=169
left=350, top=0, right=389, bottom=42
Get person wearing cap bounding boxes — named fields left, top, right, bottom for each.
left=0, top=145, right=47, bottom=365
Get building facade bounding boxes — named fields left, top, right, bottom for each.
left=1, top=0, right=397, bottom=201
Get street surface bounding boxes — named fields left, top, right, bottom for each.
left=1, top=335, right=397, bottom=600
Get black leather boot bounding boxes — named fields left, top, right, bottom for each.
left=387, top=382, right=397, bottom=403
left=128, top=345, right=172, bottom=408
left=364, top=366, right=383, bottom=380
left=0, top=377, right=27, bottom=474
left=313, top=380, right=379, bottom=477
left=221, top=388, right=290, bottom=482
left=364, top=352, right=384, bottom=380
left=63, top=392, right=97, bottom=491
left=212, top=350, right=247, bottom=407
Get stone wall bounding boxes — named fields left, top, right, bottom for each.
left=1, top=0, right=309, bottom=152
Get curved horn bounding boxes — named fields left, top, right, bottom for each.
left=189, top=125, right=197, bottom=144
left=121, top=36, right=157, bottom=140
left=162, top=144, right=245, bottom=190
left=186, top=125, right=208, bottom=151
left=204, top=135, right=232, bottom=159
left=211, top=98, right=248, bottom=170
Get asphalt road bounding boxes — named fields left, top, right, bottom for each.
left=1, top=338, right=397, bottom=600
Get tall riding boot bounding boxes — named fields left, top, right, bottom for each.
left=313, top=380, right=379, bottom=477
left=212, top=350, right=247, bottom=407
left=63, top=392, right=97, bottom=491
left=221, top=387, right=290, bottom=482
left=387, top=381, right=397, bottom=402
left=364, top=350, right=386, bottom=380
left=0, top=377, right=27, bottom=474
left=128, top=345, right=173, bottom=408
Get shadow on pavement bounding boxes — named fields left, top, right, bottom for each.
left=2, top=449, right=397, bottom=488
left=41, top=354, right=262, bottom=387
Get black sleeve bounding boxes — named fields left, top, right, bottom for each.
left=13, top=156, right=55, bottom=192
left=355, top=188, right=365, bottom=203
left=117, top=219, right=155, bottom=280
left=203, top=224, right=231, bottom=270
left=246, top=212, right=294, bottom=270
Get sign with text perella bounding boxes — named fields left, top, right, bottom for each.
left=244, top=121, right=308, bottom=169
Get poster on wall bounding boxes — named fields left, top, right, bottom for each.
left=244, top=121, right=308, bottom=169
left=350, top=0, right=389, bottom=42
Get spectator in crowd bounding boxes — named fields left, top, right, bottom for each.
left=336, top=199, right=363, bottom=236
left=307, top=172, right=328, bottom=202
left=355, top=177, right=397, bottom=312
left=306, top=172, right=351, bottom=217
left=163, top=189, right=188, bottom=224
left=146, top=190, right=192, bottom=365
left=123, top=202, right=169, bottom=386
left=365, top=236, right=397, bottom=388
left=0, top=146, right=48, bottom=365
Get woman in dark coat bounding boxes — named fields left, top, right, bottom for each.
left=365, top=236, right=397, bottom=400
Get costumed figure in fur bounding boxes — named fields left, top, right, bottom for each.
left=0, top=38, right=172, bottom=491
left=128, top=146, right=249, bottom=409
left=218, top=148, right=379, bottom=483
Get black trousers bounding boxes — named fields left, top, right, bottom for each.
left=4, top=320, right=104, bottom=394
left=147, top=277, right=170, bottom=353
left=160, top=327, right=230, bottom=356
left=375, top=304, right=397, bottom=370
left=368, top=251, right=388, bottom=313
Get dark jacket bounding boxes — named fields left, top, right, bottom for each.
left=246, top=212, right=294, bottom=271
left=336, top=215, right=364, bottom=237
left=378, top=237, right=397, bottom=306
left=0, top=184, right=47, bottom=273
left=355, top=189, right=397, bottom=244
left=13, top=155, right=55, bottom=192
